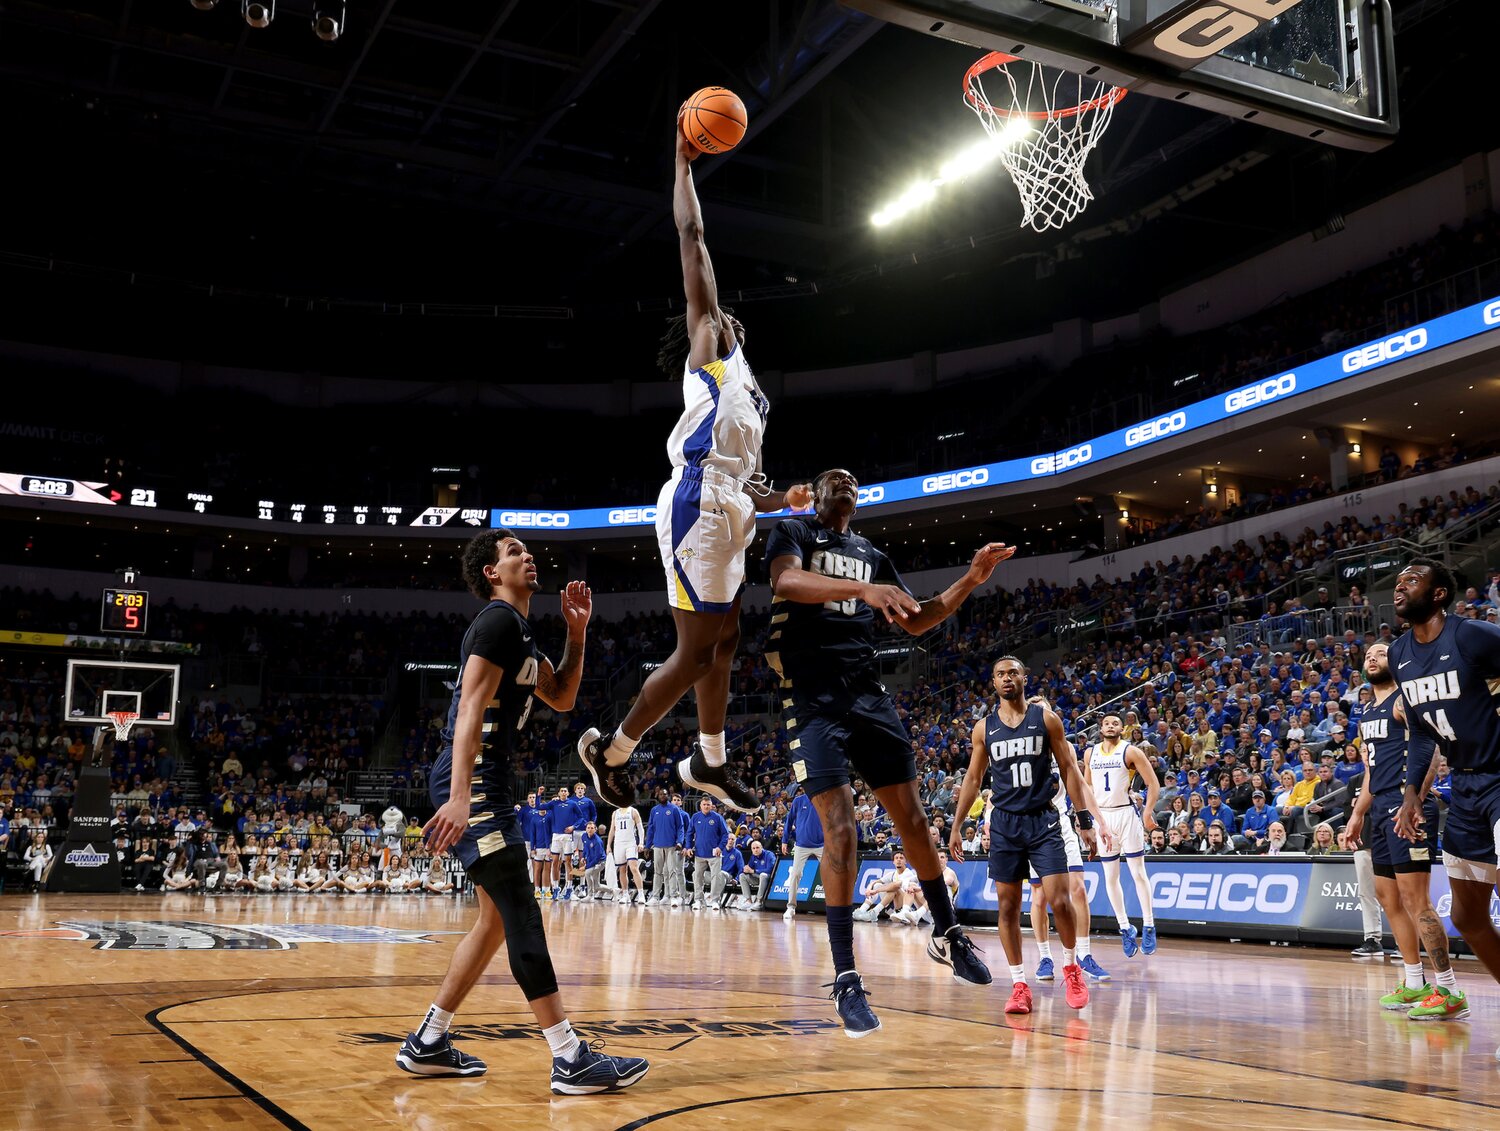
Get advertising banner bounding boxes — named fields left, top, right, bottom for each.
left=765, top=857, right=824, bottom=910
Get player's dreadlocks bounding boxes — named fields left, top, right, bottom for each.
left=656, top=306, right=737, bottom=378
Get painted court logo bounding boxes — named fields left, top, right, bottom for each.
left=0, top=920, right=453, bottom=951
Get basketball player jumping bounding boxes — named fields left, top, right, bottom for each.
left=578, top=119, right=811, bottom=815
left=399, top=530, right=648, bottom=1095
left=1342, top=641, right=1458, bottom=1016
left=765, top=468, right=1009, bottom=1036
left=951, top=657, right=1113, bottom=1016
left=1392, top=558, right=1500, bottom=1033
left=1086, top=713, right=1161, bottom=957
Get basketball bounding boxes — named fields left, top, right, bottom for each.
left=681, top=86, right=747, bottom=154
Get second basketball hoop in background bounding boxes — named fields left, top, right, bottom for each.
left=681, top=86, right=748, bottom=154
left=964, top=52, right=1125, bottom=233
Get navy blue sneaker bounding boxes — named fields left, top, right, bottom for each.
left=549, top=1040, right=650, bottom=1095
left=827, top=972, right=881, bottom=1038
left=1079, top=955, right=1111, bottom=981
left=1142, top=925, right=1157, bottom=955
left=395, top=1032, right=487, bottom=1077
left=927, top=926, right=993, bottom=985
left=1121, top=924, right=1139, bottom=958
left=1035, top=957, right=1056, bottom=982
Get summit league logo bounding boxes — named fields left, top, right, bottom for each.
left=2, top=919, right=456, bottom=951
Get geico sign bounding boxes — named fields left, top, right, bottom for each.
left=856, top=485, right=885, bottom=505
left=1341, top=328, right=1428, bottom=373
left=498, top=511, right=570, bottom=528
left=1030, top=445, right=1093, bottom=476
left=921, top=469, right=989, bottom=494
left=1224, top=373, right=1296, bottom=414
left=607, top=507, right=658, bottom=525
left=1125, top=411, right=1187, bottom=447
left=1150, top=870, right=1299, bottom=914
left=1152, top=0, right=1306, bottom=63
left=1486, top=300, right=1500, bottom=326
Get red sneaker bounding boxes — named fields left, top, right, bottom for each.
left=1062, top=963, right=1090, bottom=1009
left=1004, top=981, right=1032, bottom=1015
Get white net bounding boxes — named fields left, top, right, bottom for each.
left=964, top=52, right=1125, bottom=233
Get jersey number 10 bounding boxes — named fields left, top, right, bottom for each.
left=1009, top=762, right=1033, bottom=789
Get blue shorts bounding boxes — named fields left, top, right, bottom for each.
left=1442, top=771, right=1500, bottom=867
left=431, top=747, right=523, bottom=869
left=1369, top=790, right=1439, bottom=875
left=988, top=808, right=1068, bottom=885
left=783, top=676, right=915, bottom=798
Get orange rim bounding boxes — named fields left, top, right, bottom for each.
left=964, top=51, right=1127, bottom=121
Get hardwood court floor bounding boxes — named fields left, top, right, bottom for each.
left=1, top=891, right=1495, bottom=1130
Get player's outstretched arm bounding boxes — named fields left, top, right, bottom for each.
left=535, top=580, right=591, bottom=711
left=768, top=554, right=920, bottom=622
left=745, top=481, right=814, bottom=514
left=900, top=543, right=1014, bottom=636
left=949, top=720, right=989, bottom=861
left=674, top=120, right=727, bottom=371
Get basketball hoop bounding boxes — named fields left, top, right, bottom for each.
left=106, top=710, right=139, bottom=743
left=964, top=52, right=1126, bottom=233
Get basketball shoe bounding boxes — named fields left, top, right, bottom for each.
left=576, top=728, right=635, bottom=808
left=549, top=1040, right=650, bottom=1095
left=1379, top=983, right=1431, bottom=1010
left=827, top=972, right=881, bottom=1037
left=677, top=744, right=760, bottom=812
left=396, top=1032, right=486, bottom=1077
left=926, top=926, right=992, bottom=985
left=1408, top=987, right=1471, bottom=1022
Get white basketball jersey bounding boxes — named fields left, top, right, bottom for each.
left=666, top=343, right=770, bottom=482
left=613, top=809, right=638, bottom=850
left=1088, top=742, right=1132, bottom=807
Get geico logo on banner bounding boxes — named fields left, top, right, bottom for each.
left=607, top=507, right=658, bottom=525
left=921, top=468, right=989, bottom=494
left=1224, top=373, right=1296, bottom=414
left=498, top=511, right=570, bottom=528
left=1486, top=300, right=1500, bottom=326
left=1030, top=445, right=1093, bottom=476
left=856, top=485, right=885, bottom=505
left=1152, top=0, right=1307, bottom=62
left=1124, top=411, right=1187, bottom=447
left=1149, top=870, right=1299, bottom=913
left=1341, top=327, right=1429, bottom=373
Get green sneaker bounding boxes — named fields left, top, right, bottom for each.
left=1407, top=985, right=1471, bottom=1022
left=1379, top=983, right=1432, bottom=1010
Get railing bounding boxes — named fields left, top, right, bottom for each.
left=1383, top=256, right=1500, bottom=331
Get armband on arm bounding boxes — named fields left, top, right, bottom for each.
left=1074, top=811, right=1094, bottom=831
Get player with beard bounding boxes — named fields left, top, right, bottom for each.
left=1391, top=557, right=1500, bottom=1033
left=765, top=467, right=1011, bottom=1036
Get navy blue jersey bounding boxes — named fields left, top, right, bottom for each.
left=440, top=600, right=543, bottom=796
left=763, top=516, right=907, bottom=684
left=1358, top=691, right=1405, bottom=796
left=1392, top=616, right=1500, bottom=775
left=985, top=702, right=1057, bottom=813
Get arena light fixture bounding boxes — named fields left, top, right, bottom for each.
left=243, top=0, right=274, bottom=28
left=190, top=0, right=220, bottom=9
left=312, top=4, right=344, bottom=41
left=871, top=120, right=1030, bottom=227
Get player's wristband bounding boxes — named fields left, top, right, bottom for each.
left=1075, top=811, right=1094, bottom=831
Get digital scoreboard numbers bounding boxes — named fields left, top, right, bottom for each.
left=100, top=587, right=149, bottom=636
left=255, top=501, right=415, bottom=525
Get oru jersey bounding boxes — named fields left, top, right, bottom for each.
left=666, top=343, right=771, bottom=483
left=1358, top=692, right=1407, bottom=797
left=437, top=599, right=543, bottom=809
left=1390, top=616, right=1500, bottom=776
left=985, top=702, right=1057, bottom=814
left=763, top=517, right=908, bottom=686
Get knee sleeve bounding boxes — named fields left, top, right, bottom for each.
left=469, top=848, right=560, bottom=1001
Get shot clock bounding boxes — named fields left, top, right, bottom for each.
left=100, top=587, right=149, bottom=636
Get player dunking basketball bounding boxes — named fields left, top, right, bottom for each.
left=1392, top=557, right=1500, bottom=1033
left=1086, top=713, right=1161, bottom=957
left=1342, top=641, right=1460, bottom=1017
left=951, top=657, right=1112, bottom=1016
left=578, top=115, right=811, bottom=814
left=398, top=530, right=647, bottom=1095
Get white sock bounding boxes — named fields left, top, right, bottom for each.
left=1062, top=948, right=1075, bottom=967
left=1404, top=963, right=1426, bottom=991
left=418, top=1004, right=453, bottom=1045
left=605, top=728, right=640, bottom=767
left=1009, top=964, right=1026, bottom=984
left=699, top=731, right=726, bottom=768
left=1435, top=967, right=1458, bottom=989
left=542, top=1019, right=582, bottom=1061
left=1117, top=918, right=1131, bottom=932
left=1037, top=941, right=1053, bottom=959
left=1142, top=911, right=1155, bottom=928
left=1076, top=935, right=1091, bottom=959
